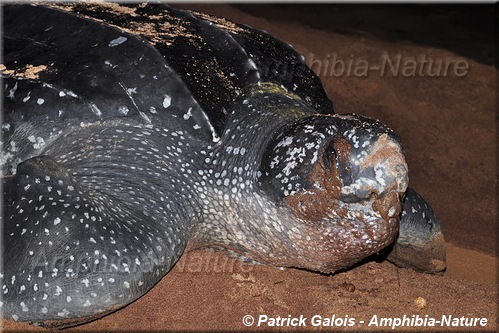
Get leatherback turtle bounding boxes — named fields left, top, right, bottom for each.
left=1, top=3, right=446, bottom=327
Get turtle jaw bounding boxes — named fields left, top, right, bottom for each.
left=318, top=132, right=409, bottom=272
left=281, top=143, right=408, bottom=273
left=281, top=194, right=402, bottom=273
left=271, top=115, right=412, bottom=273
left=254, top=113, right=415, bottom=272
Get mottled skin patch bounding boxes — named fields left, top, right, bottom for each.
left=285, top=144, right=344, bottom=222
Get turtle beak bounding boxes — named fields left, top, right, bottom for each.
left=329, top=131, right=409, bottom=206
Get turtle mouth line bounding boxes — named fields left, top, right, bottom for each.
left=326, top=189, right=403, bottom=220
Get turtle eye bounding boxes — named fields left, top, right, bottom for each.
left=323, top=144, right=337, bottom=172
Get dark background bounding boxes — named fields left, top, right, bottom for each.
left=236, top=4, right=498, bottom=67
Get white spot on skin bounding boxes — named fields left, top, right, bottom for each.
left=163, top=94, right=171, bottom=108
left=57, top=309, right=70, bottom=318
left=375, top=167, right=386, bottom=187
left=33, top=137, right=45, bottom=149
left=30, top=136, right=46, bottom=150
left=66, top=90, right=78, bottom=98
left=89, top=103, right=102, bottom=116
left=37, top=98, right=45, bottom=105
left=183, top=107, right=193, bottom=120
left=117, top=105, right=129, bottom=116
left=8, top=82, right=18, bottom=99
left=65, top=90, right=78, bottom=98
left=388, top=206, right=397, bottom=217
left=20, top=302, right=29, bottom=312
left=109, top=36, right=127, bottom=47
left=104, top=60, right=117, bottom=68
left=23, top=91, right=31, bottom=102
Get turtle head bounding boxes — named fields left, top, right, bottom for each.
left=260, top=114, right=408, bottom=203
left=258, top=114, right=409, bottom=272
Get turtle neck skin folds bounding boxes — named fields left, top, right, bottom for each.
left=1, top=3, right=444, bottom=327
left=189, top=84, right=408, bottom=274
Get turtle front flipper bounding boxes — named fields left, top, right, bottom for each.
left=1, top=154, right=186, bottom=327
left=385, top=187, right=446, bottom=273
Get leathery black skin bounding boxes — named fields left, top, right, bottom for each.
left=1, top=3, right=445, bottom=327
